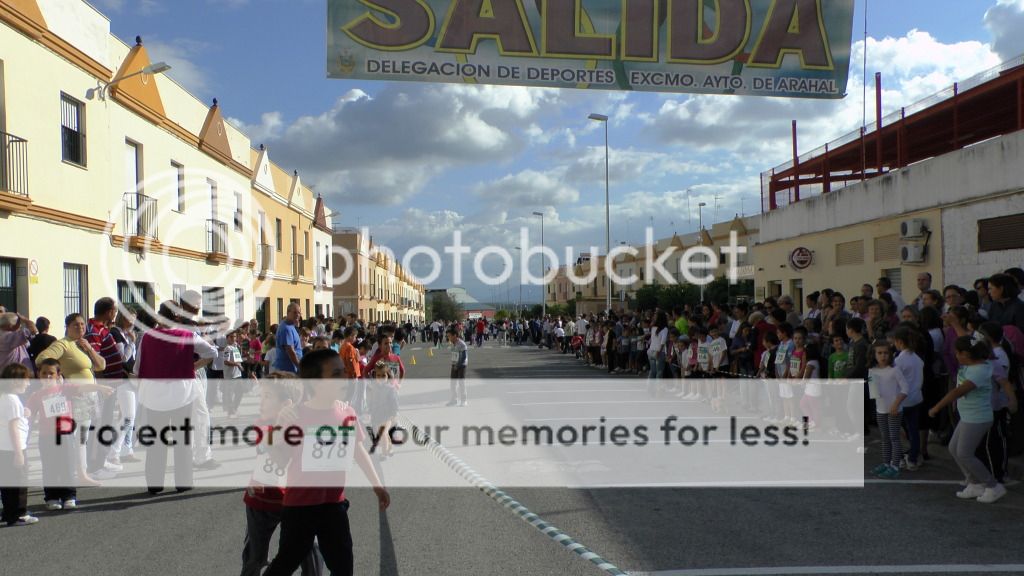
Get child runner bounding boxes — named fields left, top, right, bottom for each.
left=222, top=331, right=245, bottom=419
left=799, top=343, right=823, bottom=429
left=27, top=358, right=112, bottom=510
left=240, top=378, right=323, bottom=576
left=892, top=327, right=925, bottom=470
left=868, top=342, right=910, bottom=479
left=1, top=364, right=35, bottom=526
left=447, top=327, right=468, bottom=407
left=929, top=336, right=1003, bottom=503
left=263, top=349, right=390, bottom=575
left=976, top=322, right=1018, bottom=484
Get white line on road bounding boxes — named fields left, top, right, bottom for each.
left=504, top=389, right=646, bottom=395
left=629, top=564, right=1024, bottom=576
left=512, top=400, right=699, bottom=407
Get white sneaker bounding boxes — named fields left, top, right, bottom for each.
left=9, top=515, right=39, bottom=526
left=956, top=483, right=986, bottom=499
left=62, top=499, right=78, bottom=510
left=45, top=500, right=63, bottom=511
left=977, top=484, right=1007, bottom=504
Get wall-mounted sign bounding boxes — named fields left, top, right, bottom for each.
left=327, top=0, right=855, bottom=98
left=28, top=259, right=39, bottom=285
left=789, top=247, right=813, bottom=270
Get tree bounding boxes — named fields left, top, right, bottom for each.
left=529, top=304, right=543, bottom=318
left=494, top=310, right=510, bottom=321
left=635, top=284, right=660, bottom=311
left=431, top=292, right=462, bottom=322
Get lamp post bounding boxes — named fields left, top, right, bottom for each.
left=588, top=113, right=611, bottom=314
left=698, top=202, right=707, bottom=305
left=87, top=61, right=172, bottom=101
left=514, top=246, right=523, bottom=316
left=532, top=211, right=545, bottom=318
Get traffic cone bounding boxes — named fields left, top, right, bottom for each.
left=428, top=348, right=434, bottom=357
left=411, top=355, right=417, bottom=365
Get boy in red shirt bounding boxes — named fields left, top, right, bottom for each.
left=27, top=358, right=112, bottom=510
left=240, top=378, right=323, bottom=576
left=264, top=349, right=389, bottom=576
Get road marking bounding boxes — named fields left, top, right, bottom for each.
left=629, top=564, right=1024, bottom=575
left=512, top=400, right=700, bottom=407
left=505, top=389, right=647, bottom=395
left=399, top=414, right=630, bottom=576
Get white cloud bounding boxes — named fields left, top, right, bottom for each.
left=145, top=38, right=213, bottom=99
left=985, top=0, right=1024, bottom=61
left=246, top=84, right=565, bottom=205
left=227, top=112, right=284, bottom=147
left=474, top=169, right=579, bottom=206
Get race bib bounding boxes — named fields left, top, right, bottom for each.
left=790, top=357, right=802, bottom=377
left=697, top=346, right=710, bottom=368
left=301, top=426, right=355, bottom=472
left=251, top=446, right=286, bottom=487
left=42, top=394, right=70, bottom=418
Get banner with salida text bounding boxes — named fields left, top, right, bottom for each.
left=327, top=0, right=855, bottom=98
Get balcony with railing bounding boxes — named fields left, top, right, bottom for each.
left=0, top=131, right=30, bottom=213
left=123, top=193, right=159, bottom=251
left=257, top=243, right=273, bottom=277
left=291, top=253, right=305, bottom=281
left=206, top=219, right=228, bottom=264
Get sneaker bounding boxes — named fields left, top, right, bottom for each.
left=45, top=500, right=63, bottom=511
left=460, top=400, right=469, bottom=407
left=878, top=465, right=900, bottom=479
left=8, top=515, right=39, bottom=526
left=62, top=499, right=78, bottom=510
left=977, top=484, right=1007, bottom=504
left=903, top=455, right=920, bottom=472
left=92, top=468, right=117, bottom=480
left=870, top=463, right=889, bottom=476
left=194, top=459, right=221, bottom=471
left=956, top=483, right=986, bottom=499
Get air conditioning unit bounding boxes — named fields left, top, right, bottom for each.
left=900, top=218, right=927, bottom=239
left=901, top=244, right=926, bottom=264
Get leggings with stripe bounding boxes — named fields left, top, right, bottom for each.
left=876, top=412, right=903, bottom=468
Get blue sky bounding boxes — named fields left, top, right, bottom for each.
left=92, top=0, right=1024, bottom=302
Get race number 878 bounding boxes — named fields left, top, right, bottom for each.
left=301, top=425, right=355, bottom=472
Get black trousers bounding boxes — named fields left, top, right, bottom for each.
left=978, top=408, right=1010, bottom=483
left=0, top=450, right=28, bottom=523
left=143, top=404, right=194, bottom=490
left=264, top=501, right=352, bottom=576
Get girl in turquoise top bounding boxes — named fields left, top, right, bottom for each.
left=928, top=336, right=1003, bottom=504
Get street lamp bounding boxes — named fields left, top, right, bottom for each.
left=87, top=61, right=172, bottom=101
left=698, top=202, right=707, bottom=305
left=588, top=113, right=611, bottom=315
left=532, top=211, right=545, bottom=318
left=514, top=246, right=523, bottom=315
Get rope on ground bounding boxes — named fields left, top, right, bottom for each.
left=397, top=414, right=630, bottom=576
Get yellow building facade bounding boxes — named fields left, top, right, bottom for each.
left=0, top=0, right=329, bottom=328
left=331, top=228, right=425, bottom=325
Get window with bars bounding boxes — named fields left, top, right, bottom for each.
left=172, top=162, right=185, bottom=211
left=117, top=280, right=152, bottom=310
left=202, top=286, right=225, bottom=318
left=235, top=288, right=244, bottom=323
left=61, top=93, right=86, bottom=166
left=63, top=264, right=86, bottom=317
left=172, top=284, right=185, bottom=304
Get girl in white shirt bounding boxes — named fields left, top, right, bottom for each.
left=869, top=343, right=910, bottom=479
left=0, top=364, right=35, bottom=526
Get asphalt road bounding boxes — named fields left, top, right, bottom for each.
left=3, top=338, right=1023, bottom=576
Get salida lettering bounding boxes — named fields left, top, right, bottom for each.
left=342, top=0, right=835, bottom=69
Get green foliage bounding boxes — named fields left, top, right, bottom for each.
left=430, top=292, right=462, bottom=322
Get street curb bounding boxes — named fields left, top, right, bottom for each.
left=398, top=414, right=630, bottom=576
